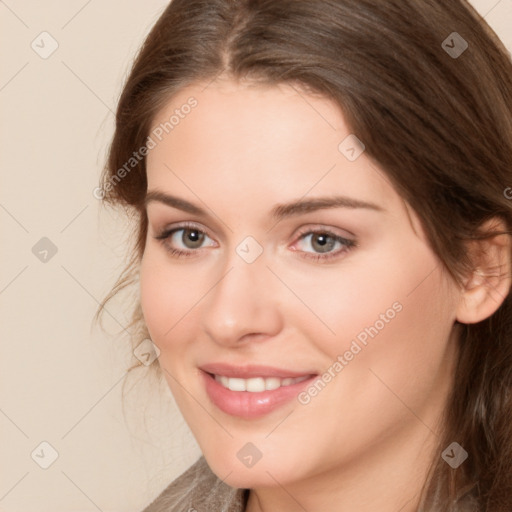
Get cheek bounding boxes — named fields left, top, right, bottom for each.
left=139, top=249, right=195, bottom=347
left=288, top=257, right=457, bottom=468
left=317, top=254, right=456, bottom=425
left=286, top=240, right=456, bottom=400
left=272, top=248, right=435, bottom=357
left=140, top=254, right=166, bottom=340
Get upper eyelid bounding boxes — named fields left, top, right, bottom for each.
left=156, top=222, right=354, bottom=247
left=294, top=224, right=353, bottom=239
left=157, top=221, right=216, bottom=241
left=146, top=201, right=361, bottom=237
left=155, top=220, right=350, bottom=235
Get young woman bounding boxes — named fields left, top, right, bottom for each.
left=98, top=0, right=512, bottom=510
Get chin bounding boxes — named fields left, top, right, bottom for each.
left=203, top=447, right=300, bottom=489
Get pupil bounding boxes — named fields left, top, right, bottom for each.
left=313, top=233, right=334, bottom=253
left=183, top=229, right=203, bottom=248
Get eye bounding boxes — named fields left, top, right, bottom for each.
left=292, top=228, right=356, bottom=262
left=153, top=222, right=357, bottom=262
left=153, top=222, right=216, bottom=258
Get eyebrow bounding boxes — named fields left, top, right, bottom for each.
left=145, top=190, right=385, bottom=222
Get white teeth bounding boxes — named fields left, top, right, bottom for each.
left=246, top=377, right=265, bottom=392
left=227, top=377, right=246, bottom=392
left=264, top=377, right=281, bottom=391
left=214, top=374, right=309, bottom=392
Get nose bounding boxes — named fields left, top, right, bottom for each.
left=200, top=248, right=283, bottom=347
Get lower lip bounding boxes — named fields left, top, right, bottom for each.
left=201, top=370, right=317, bottom=419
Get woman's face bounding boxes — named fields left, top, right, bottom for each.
left=141, top=78, right=461, bottom=490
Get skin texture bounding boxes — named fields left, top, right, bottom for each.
left=140, top=78, right=510, bottom=512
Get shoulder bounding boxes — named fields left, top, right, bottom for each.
left=141, top=455, right=249, bottom=512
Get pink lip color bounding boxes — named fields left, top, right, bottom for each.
left=200, top=369, right=317, bottom=419
left=200, top=362, right=316, bottom=379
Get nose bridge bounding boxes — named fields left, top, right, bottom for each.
left=200, top=242, right=281, bottom=346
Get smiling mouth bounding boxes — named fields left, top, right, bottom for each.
left=210, top=373, right=311, bottom=392
left=200, top=369, right=319, bottom=419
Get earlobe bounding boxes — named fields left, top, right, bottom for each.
left=456, top=218, right=511, bottom=325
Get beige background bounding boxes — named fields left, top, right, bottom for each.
left=1, top=1, right=511, bottom=510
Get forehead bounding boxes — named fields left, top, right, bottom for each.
left=145, top=79, right=400, bottom=217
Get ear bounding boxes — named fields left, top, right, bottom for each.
left=456, top=217, right=512, bottom=324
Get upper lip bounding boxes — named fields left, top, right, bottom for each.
left=200, top=362, right=317, bottom=379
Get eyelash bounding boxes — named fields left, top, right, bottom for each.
left=153, top=221, right=357, bottom=262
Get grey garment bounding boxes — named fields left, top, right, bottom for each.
left=141, top=456, right=249, bottom=512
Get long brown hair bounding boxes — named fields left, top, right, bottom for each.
left=97, top=0, right=512, bottom=509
